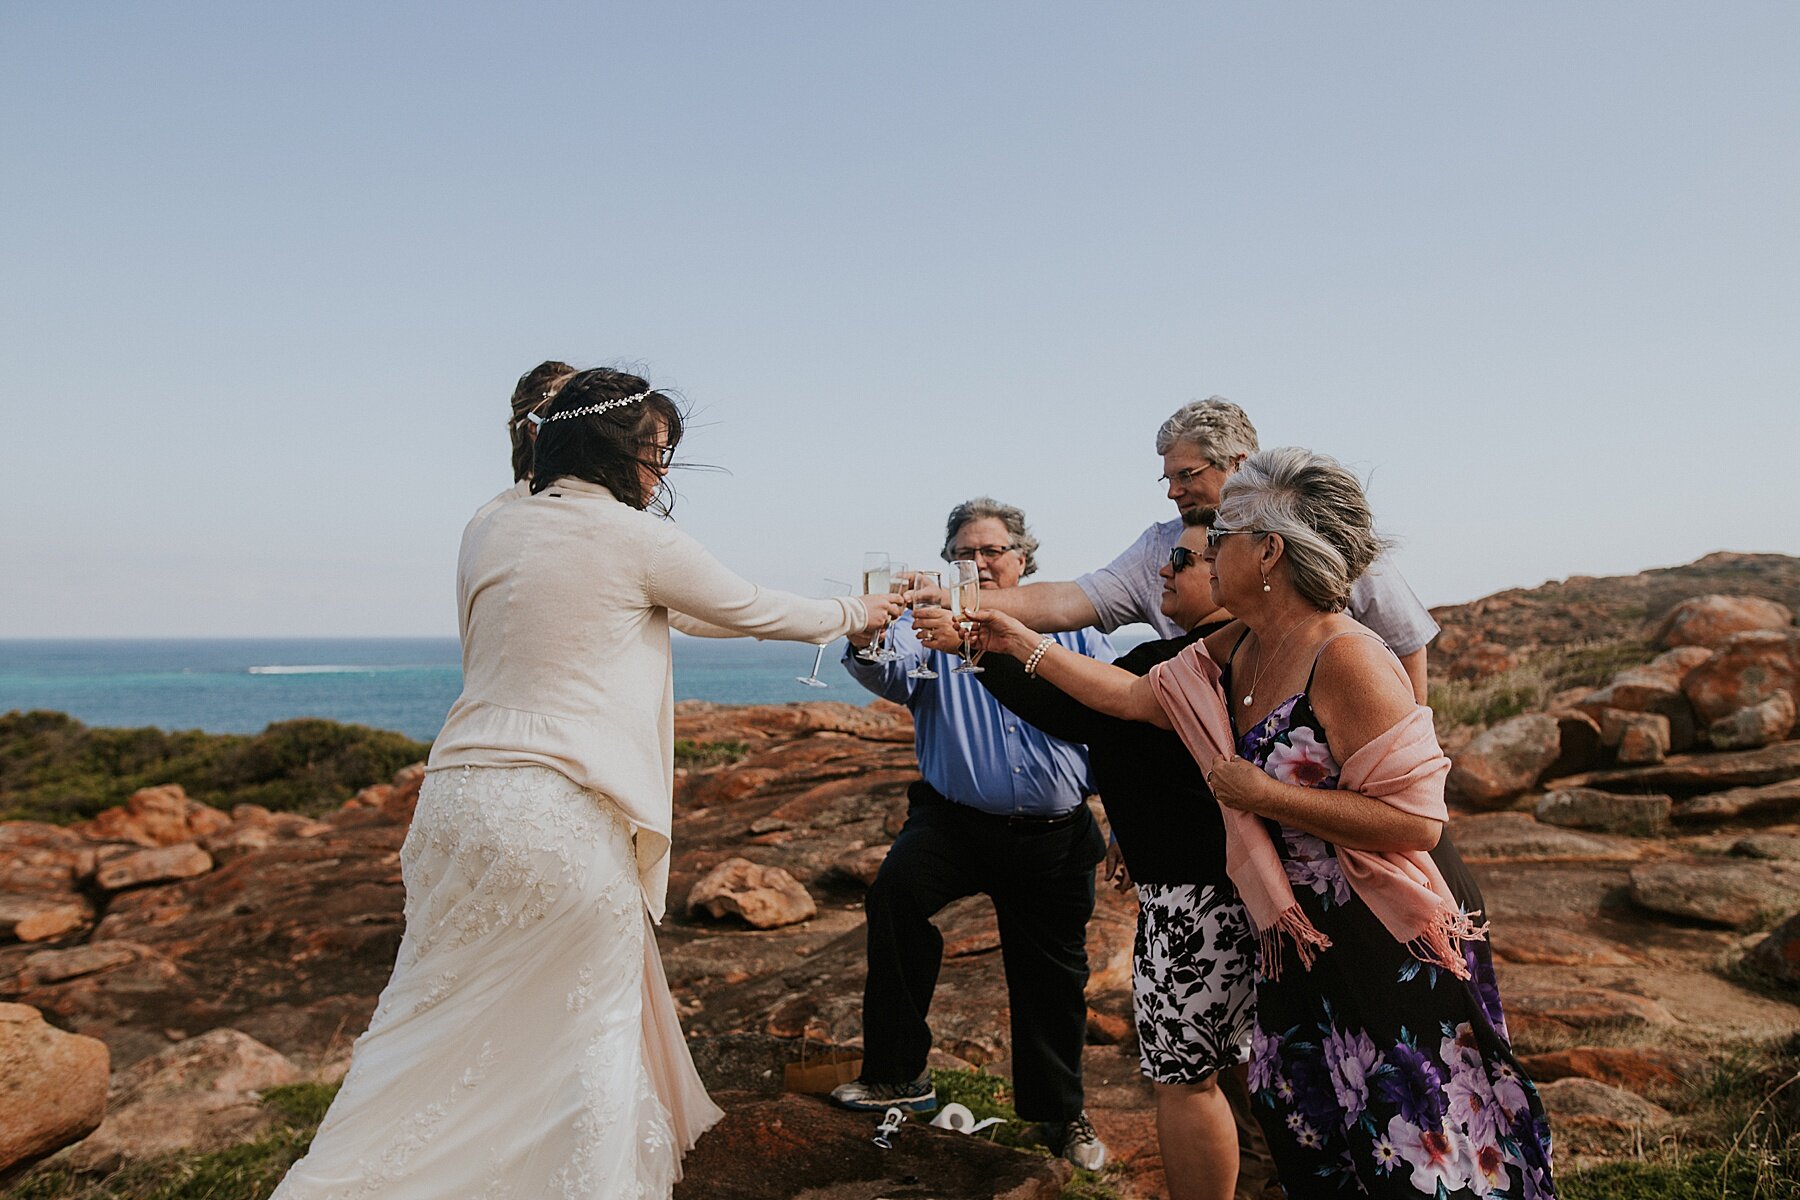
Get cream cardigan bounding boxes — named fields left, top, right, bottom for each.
left=427, top=477, right=865, bottom=919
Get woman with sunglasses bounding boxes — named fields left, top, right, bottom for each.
left=928, top=513, right=1260, bottom=1200
left=966, top=448, right=1554, bottom=1199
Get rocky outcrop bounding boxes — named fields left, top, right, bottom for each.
left=1537, top=1077, right=1672, bottom=1133
left=1741, top=912, right=1800, bottom=987
left=1446, top=714, right=1560, bottom=805
left=688, top=859, right=818, bottom=930
left=1628, top=860, right=1800, bottom=929
left=0, top=1002, right=109, bottom=1177
left=94, top=843, right=214, bottom=892
left=1429, top=552, right=1800, bottom=684
left=0, top=894, right=94, bottom=943
left=1681, top=629, right=1800, bottom=725
left=1558, top=740, right=1800, bottom=794
left=1521, top=1046, right=1701, bottom=1091
left=1709, top=690, right=1796, bottom=751
left=59, top=1028, right=303, bottom=1172
left=0, top=824, right=97, bottom=892
left=1534, top=787, right=1670, bottom=835
left=670, top=1092, right=1070, bottom=1200
left=71, top=786, right=231, bottom=849
left=1655, top=594, right=1796, bottom=649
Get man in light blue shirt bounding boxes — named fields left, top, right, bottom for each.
left=830, top=497, right=1113, bottom=1172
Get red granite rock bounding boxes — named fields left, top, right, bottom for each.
left=1709, top=690, right=1797, bottom=751
left=1521, top=1046, right=1701, bottom=1091
left=94, top=843, right=215, bottom=892
left=0, top=823, right=98, bottom=893
left=689, top=858, right=818, bottom=929
left=1628, top=859, right=1800, bottom=928
left=0, top=893, right=95, bottom=943
left=60, top=1027, right=303, bottom=1172
left=1682, top=629, right=1800, bottom=725
left=1655, top=594, right=1795, bottom=649
left=1742, top=911, right=1800, bottom=987
left=0, top=1002, right=109, bottom=1176
left=1447, top=714, right=1561, bottom=806
left=72, top=785, right=232, bottom=849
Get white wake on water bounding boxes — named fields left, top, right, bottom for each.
left=246, top=665, right=384, bottom=675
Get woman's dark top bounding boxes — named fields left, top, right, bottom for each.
left=976, top=623, right=1230, bottom=887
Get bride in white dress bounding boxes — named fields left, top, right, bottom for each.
left=273, top=368, right=900, bottom=1199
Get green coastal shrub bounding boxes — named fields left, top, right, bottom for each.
left=0, top=711, right=429, bottom=824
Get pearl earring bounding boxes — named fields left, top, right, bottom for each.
left=1262, top=574, right=1271, bottom=593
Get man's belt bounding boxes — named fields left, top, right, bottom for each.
left=909, top=779, right=1085, bottom=828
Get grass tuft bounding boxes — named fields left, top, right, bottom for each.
left=673, top=738, right=751, bottom=769
left=927, top=1068, right=1124, bottom=1199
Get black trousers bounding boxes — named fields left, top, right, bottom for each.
left=858, top=782, right=1106, bottom=1122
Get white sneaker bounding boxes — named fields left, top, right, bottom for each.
left=828, top=1073, right=937, bottom=1113
left=1042, top=1111, right=1107, bottom=1171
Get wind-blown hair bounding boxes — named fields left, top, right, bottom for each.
left=508, top=360, right=577, bottom=482
left=1154, top=396, right=1259, bottom=465
left=939, top=496, right=1040, bottom=578
left=1215, top=447, right=1390, bottom=612
left=529, top=368, right=685, bottom=515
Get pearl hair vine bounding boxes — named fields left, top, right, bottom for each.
left=526, top=391, right=651, bottom=427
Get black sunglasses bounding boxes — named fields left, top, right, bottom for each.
left=1167, top=546, right=1199, bottom=573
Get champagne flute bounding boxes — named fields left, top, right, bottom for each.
left=906, top=569, right=943, bottom=680
left=950, top=559, right=984, bottom=675
left=857, top=553, right=892, bottom=663
left=878, top=561, right=910, bottom=662
left=796, top=578, right=852, bottom=688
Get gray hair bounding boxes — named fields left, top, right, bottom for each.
left=1215, top=447, right=1391, bottom=612
left=1154, top=396, right=1260, bottom=465
left=940, top=496, right=1040, bottom=578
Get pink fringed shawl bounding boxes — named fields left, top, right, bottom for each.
left=1147, top=641, right=1484, bottom=979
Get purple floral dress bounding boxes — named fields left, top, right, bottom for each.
left=1234, top=688, right=1557, bottom=1199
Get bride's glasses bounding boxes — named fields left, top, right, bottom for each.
left=796, top=578, right=851, bottom=688
left=949, top=559, right=984, bottom=675
left=906, top=570, right=943, bottom=680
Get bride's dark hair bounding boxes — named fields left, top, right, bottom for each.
left=508, top=360, right=576, bottom=483
left=529, top=368, right=685, bottom=514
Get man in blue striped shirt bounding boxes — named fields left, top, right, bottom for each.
left=832, top=497, right=1113, bottom=1172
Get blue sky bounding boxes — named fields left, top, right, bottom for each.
left=3, top=3, right=1796, bottom=636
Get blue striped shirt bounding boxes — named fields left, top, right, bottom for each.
left=842, top=613, right=1112, bottom=817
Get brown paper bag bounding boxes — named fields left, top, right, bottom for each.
left=782, top=1040, right=862, bottom=1095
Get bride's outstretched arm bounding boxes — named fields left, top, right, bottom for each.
left=963, top=607, right=1171, bottom=729
left=648, top=525, right=898, bottom=643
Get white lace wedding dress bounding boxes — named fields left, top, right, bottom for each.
left=271, top=764, right=723, bottom=1199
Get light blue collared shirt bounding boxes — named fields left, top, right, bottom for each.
left=842, top=613, right=1112, bottom=817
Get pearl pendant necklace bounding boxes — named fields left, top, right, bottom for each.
left=1240, top=614, right=1319, bottom=711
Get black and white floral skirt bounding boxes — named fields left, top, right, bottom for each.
left=1132, top=881, right=1257, bottom=1083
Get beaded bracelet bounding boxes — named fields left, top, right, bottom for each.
left=1023, top=635, right=1056, bottom=677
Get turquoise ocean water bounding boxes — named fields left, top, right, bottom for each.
left=0, top=637, right=891, bottom=744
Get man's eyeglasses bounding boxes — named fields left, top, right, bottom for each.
left=1157, top=464, right=1216, bottom=488
left=950, top=544, right=1017, bottom=562
left=1167, top=546, right=1200, bottom=573
left=1204, top=525, right=1263, bottom=552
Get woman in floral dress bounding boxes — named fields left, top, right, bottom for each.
left=967, top=447, right=1554, bottom=1198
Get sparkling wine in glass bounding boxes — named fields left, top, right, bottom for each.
left=857, top=553, right=892, bottom=663
left=877, top=561, right=910, bottom=662
left=906, top=569, right=943, bottom=679
left=950, top=559, right=984, bottom=674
